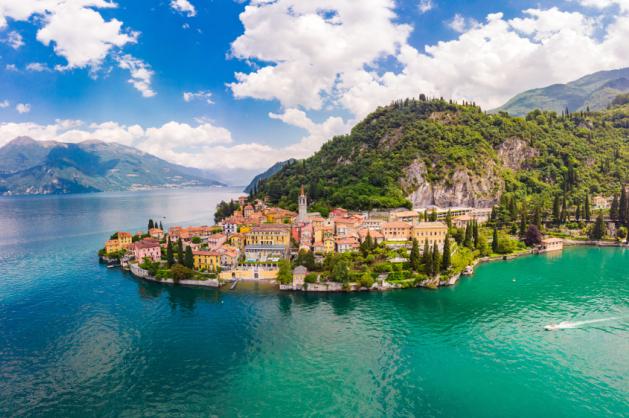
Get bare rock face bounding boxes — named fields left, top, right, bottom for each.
left=401, top=159, right=503, bottom=208
left=497, top=137, right=538, bottom=170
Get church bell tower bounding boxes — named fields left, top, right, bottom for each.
left=298, top=185, right=307, bottom=222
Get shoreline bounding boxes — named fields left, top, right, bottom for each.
left=103, top=241, right=627, bottom=293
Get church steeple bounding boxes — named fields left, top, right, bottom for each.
left=298, top=185, right=307, bottom=222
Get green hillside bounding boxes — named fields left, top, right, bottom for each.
left=253, top=97, right=629, bottom=217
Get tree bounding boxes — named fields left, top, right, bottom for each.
left=358, top=272, right=374, bottom=288
left=331, top=259, right=350, bottom=283
left=277, top=260, right=292, bottom=284
left=533, top=207, right=542, bottom=229
left=430, top=209, right=438, bottom=222
left=552, top=195, right=561, bottom=225
left=184, top=246, right=194, bottom=269
left=431, top=243, right=441, bottom=276
left=492, top=227, right=499, bottom=253
left=159, top=221, right=163, bottom=231
left=148, top=219, right=154, bottom=230
left=410, top=238, right=420, bottom=271
left=610, top=195, right=619, bottom=221
left=463, top=224, right=473, bottom=248
left=620, top=187, right=627, bottom=226
left=177, top=238, right=184, bottom=265
left=422, top=240, right=432, bottom=274
left=445, top=210, right=452, bottom=228
left=589, top=211, right=605, bottom=240
left=166, top=239, right=175, bottom=267
left=584, top=193, right=591, bottom=222
left=524, top=225, right=542, bottom=247
left=575, top=203, right=581, bottom=222
left=441, top=234, right=451, bottom=272
left=472, top=221, right=479, bottom=248
left=170, top=264, right=193, bottom=282
left=616, top=226, right=627, bottom=241
left=519, top=211, right=527, bottom=237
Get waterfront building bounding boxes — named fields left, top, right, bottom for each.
left=539, top=237, right=564, bottom=253
left=244, top=244, right=288, bottom=262
left=292, top=266, right=308, bottom=288
left=133, top=238, right=161, bottom=262
left=117, top=231, right=132, bottom=247
left=246, top=224, right=291, bottom=247
left=382, top=221, right=412, bottom=241
left=105, top=239, right=122, bottom=254
left=411, top=221, right=448, bottom=250
left=193, top=250, right=221, bottom=271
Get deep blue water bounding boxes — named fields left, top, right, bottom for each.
left=0, top=189, right=627, bottom=417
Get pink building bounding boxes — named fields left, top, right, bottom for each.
left=133, top=238, right=161, bottom=262
left=207, top=233, right=227, bottom=249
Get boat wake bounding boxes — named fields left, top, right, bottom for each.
left=544, top=317, right=620, bottom=331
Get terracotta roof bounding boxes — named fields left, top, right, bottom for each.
left=382, top=221, right=412, bottom=229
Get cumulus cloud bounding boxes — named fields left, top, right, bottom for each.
left=418, top=0, right=434, bottom=14
left=446, top=13, right=479, bottom=33
left=0, top=0, right=153, bottom=96
left=170, top=0, right=197, bottom=17
left=26, top=62, right=50, bottom=72
left=16, top=103, right=31, bottom=114
left=116, top=54, right=156, bottom=98
left=230, top=2, right=629, bottom=116
left=183, top=90, right=214, bottom=104
left=0, top=100, right=10, bottom=108
left=3, top=30, right=24, bottom=49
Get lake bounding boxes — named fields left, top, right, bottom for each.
left=0, top=188, right=627, bottom=417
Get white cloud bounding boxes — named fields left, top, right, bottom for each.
left=0, top=0, right=153, bottom=96
left=16, top=103, right=31, bottom=114
left=116, top=54, right=156, bottom=98
left=418, top=0, right=434, bottom=14
left=3, top=30, right=24, bottom=49
left=170, top=0, right=197, bottom=17
left=5, top=64, right=18, bottom=71
left=446, top=13, right=479, bottom=33
left=183, top=90, right=214, bottom=104
left=26, top=62, right=50, bottom=72
left=229, top=0, right=412, bottom=110
left=230, top=3, right=629, bottom=116
left=0, top=100, right=10, bottom=108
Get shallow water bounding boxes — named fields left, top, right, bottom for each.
left=0, top=189, right=627, bottom=417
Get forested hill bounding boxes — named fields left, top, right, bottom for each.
left=252, top=97, right=629, bottom=216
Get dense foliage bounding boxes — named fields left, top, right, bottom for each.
left=253, top=98, right=628, bottom=216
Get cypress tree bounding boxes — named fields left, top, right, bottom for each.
left=519, top=211, right=527, bottom=237
left=166, top=239, right=175, bottom=267
left=533, top=207, right=542, bottom=229
left=184, top=246, right=194, bottom=269
left=492, top=227, right=499, bottom=253
left=148, top=219, right=154, bottom=230
left=442, top=234, right=451, bottom=272
left=585, top=193, right=591, bottom=221
left=464, top=224, right=472, bottom=248
left=423, top=240, right=432, bottom=273
left=430, top=209, right=438, bottom=222
left=575, top=203, right=581, bottom=221
left=620, top=187, right=627, bottom=226
left=445, top=210, right=452, bottom=229
left=610, top=195, right=619, bottom=221
left=589, top=211, right=605, bottom=240
left=159, top=221, right=163, bottom=231
left=432, top=244, right=441, bottom=276
left=177, top=238, right=184, bottom=265
left=552, top=195, right=561, bottom=225
left=410, top=238, right=420, bottom=272
left=473, top=220, right=479, bottom=248
left=560, top=195, right=567, bottom=223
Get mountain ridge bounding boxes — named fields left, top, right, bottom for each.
left=0, top=137, right=225, bottom=196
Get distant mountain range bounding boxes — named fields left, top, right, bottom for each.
left=494, top=67, right=629, bottom=116
left=244, top=158, right=295, bottom=194
left=0, top=137, right=224, bottom=196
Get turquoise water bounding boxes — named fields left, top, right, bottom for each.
left=0, top=189, right=627, bottom=417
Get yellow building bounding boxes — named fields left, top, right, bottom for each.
left=228, top=233, right=246, bottom=251
left=193, top=250, right=221, bottom=272
left=324, top=237, right=335, bottom=254
left=411, top=221, right=448, bottom=249
left=117, top=231, right=132, bottom=247
left=105, top=239, right=122, bottom=254
left=382, top=221, right=412, bottom=241
left=245, top=224, right=291, bottom=246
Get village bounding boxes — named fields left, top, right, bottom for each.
left=100, top=187, right=627, bottom=292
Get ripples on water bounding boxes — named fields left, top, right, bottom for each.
left=0, top=189, right=628, bottom=417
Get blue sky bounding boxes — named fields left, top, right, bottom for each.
left=0, top=0, right=628, bottom=184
